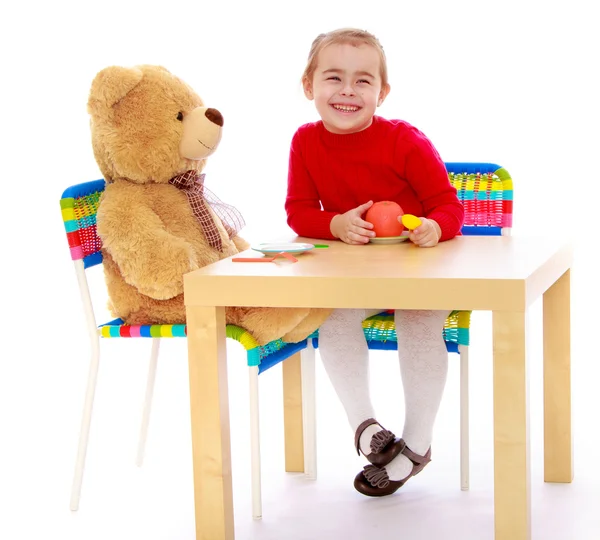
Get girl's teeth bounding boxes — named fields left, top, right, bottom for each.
left=333, top=105, right=358, bottom=112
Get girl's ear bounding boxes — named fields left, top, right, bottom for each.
left=377, top=83, right=391, bottom=106
left=302, top=77, right=314, bottom=100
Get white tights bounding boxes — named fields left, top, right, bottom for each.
left=318, top=308, right=450, bottom=480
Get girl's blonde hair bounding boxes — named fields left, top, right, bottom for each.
left=302, top=28, right=388, bottom=87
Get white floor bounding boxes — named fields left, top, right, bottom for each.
left=1, top=285, right=599, bottom=539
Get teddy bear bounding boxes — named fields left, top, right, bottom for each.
left=88, top=64, right=331, bottom=345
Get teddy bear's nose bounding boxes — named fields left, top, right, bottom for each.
left=205, top=108, right=224, bottom=127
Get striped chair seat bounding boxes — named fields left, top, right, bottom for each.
left=308, top=310, right=471, bottom=353
left=98, top=318, right=308, bottom=371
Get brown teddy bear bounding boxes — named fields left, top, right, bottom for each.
left=88, top=64, right=331, bottom=345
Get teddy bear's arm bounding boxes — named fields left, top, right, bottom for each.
left=97, top=190, right=198, bottom=300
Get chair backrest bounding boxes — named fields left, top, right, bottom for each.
left=60, top=179, right=105, bottom=269
left=445, top=162, right=513, bottom=236
left=60, top=180, right=107, bottom=338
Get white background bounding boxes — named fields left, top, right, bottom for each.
left=0, top=1, right=598, bottom=539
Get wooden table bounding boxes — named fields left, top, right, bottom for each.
left=183, top=235, right=573, bottom=540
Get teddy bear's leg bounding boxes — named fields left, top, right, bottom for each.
left=281, top=308, right=334, bottom=343
left=226, top=306, right=311, bottom=346
left=125, top=294, right=186, bottom=325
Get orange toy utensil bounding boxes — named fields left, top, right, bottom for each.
left=401, top=214, right=422, bottom=230
left=232, top=251, right=299, bottom=263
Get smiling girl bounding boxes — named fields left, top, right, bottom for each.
left=284, top=28, right=464, bottom=497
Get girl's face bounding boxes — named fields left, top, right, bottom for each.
left=303, top=43, right=390, bottom=135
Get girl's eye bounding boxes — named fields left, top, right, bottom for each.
left=357, top=79, right=370, bottom=84
left=176, top=112, right=184, bottom=121
left=327, top=76, right=341, bottom=81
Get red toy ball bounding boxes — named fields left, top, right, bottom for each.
left=365, top=201, right=405, bottom=237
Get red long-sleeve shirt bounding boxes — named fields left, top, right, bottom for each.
left=285, top=116, right=464, bottom=241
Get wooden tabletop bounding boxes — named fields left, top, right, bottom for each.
left=183, top=235, right=573, bottom=311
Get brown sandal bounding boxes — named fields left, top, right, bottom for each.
left=353, top=441, right=432, bottom=497
left=354, top=418, right=406, bottom=468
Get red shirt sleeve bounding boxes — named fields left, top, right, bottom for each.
left=285, top=130, right=338, bottom=239
left=401, top=130, right=464, bottom=241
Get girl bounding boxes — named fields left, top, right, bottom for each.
left=285, top=28, right=464, bottom=497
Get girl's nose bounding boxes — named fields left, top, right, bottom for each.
left=340, top=83, right=355, bottom=96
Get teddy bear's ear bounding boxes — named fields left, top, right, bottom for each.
left=87, top=66, right=144, bottom=117
left=139, top=64, right=170, bottom=74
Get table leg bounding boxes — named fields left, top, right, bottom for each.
left=543, top=269, right=573, bottom=482
left=186, top=305, right=234, bottom=540
left=492, top=311, right=531, bottom=540
left=282, top=352, right=305, bottom=473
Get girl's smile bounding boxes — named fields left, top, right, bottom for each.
left=331, top=103, right=362, bottom=113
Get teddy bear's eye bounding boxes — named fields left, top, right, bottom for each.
left=176, top=112, right=184, bottom=121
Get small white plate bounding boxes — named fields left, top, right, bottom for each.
left=251, top=242, right=315, bottom=254
left=369, top=236, right=410, bottom=245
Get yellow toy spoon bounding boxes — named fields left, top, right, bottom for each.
left=401, top=214, right=422, bottom=230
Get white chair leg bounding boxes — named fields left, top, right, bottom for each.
left=459, top=344, right=470, bottom=491
left=136, top=338, right=160, bottom=467
left=70, top=340, right=101, bottom=511
left=249, top=365, right=262, bottom=519
left=301, top=341, right=317, bottom=480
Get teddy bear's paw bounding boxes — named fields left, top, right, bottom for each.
left=231, top=235, right=250, bottom=252
left=281, top=308, right=333, bottom=343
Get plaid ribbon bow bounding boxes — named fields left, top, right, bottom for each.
left=169, top=170, right=245, bottom=252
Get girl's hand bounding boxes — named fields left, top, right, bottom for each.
left=330, top=201, right=375, bottom=245
left=405, top=217, right=441, bottom=247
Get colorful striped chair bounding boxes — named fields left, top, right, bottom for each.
left=60, top=181, right=310, bottom=514
left=61, top=161, right=513, bottom=516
